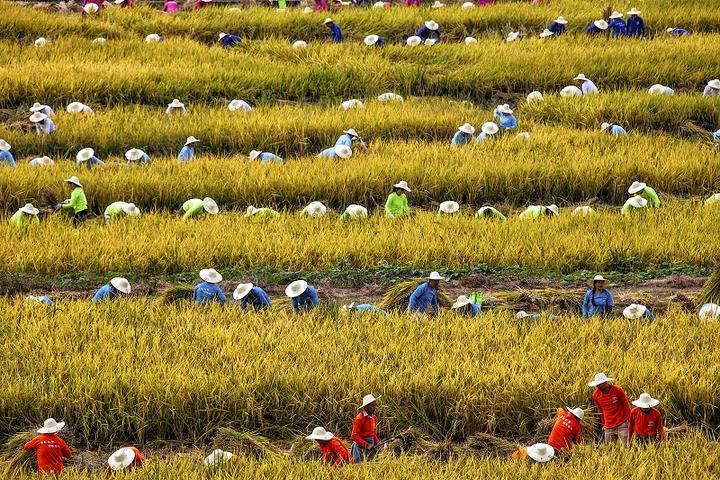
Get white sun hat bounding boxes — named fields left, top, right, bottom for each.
left=431, top=1, right=445, bottom=7
left=567, top=407, right=584, bottom=420
left=204, top=449, right=233, bottom=467
left=498, top=104, right=514, bottom=114
left=305, top=426, right=334, bottom=441
left=709, top=79, right=720, bottom=90
left=378, top=92, right=404, bottom=102
left=554, top=16, right=568, bottom=24
left=452, top=295, right=473, bottom=309
left=248, top=150, right=262, bottom=161
left=628, top=196, right=648, bottom=209
left=33, top=155, right=54, bottom=166
left=285, top=280, right=309, bottom=298
left=323, top=17, right=333, bottom=24
left=623, top=303, right=648, bottom=320
left=303, top=5, right=313, bottom=12
left=458, top=123, right=475, bottom=135
left=364, top=35, right=380, bottom=46
left=425, top=20, right=439, bottom=30
left=65, top=176, right=82, bottom=187
left=199, top=268, right=222, bottom=284
left=67, top=101, right=88, bottom=113
left=343, top=128, right=361, bottom=138
left=593, top=274, right=606, bottom=282
left=145, top=34, right=161, bottom=43
left=609, top=11, right=623, bottom=19
left=628, top=181, right=647, bottom=194
left=34, top=37, right=48, bottom=47
left=37, top=418, right=65, bottom=434
left=20, top=203, right=40, bottom=215
left=627, top=7, right=641, bottom=15
left=516, top=311, right=533, bottom=319
left=184, top=136, right=200, bottom=146
left=244, top=206, right=260, bottom=217
left=648, top=84, right=667, bottom=95
left=0, top=140, right=10, bottom=151
left=547, top=204, right=559, bottom=216
left=121, top=203, right=140, bottom=216
left=169, top=99, right=184, bottom=109
left=588, top=372, right=614, bottom=387
left=334, top=145, right=353, bottom=159
left=292, top=40, right=307, bottom=50
left=539, top=29, right=555, bottom=38
left=464, top=36, right=478, bottom=44
left=600, top=122, right=612, bottom=132
left=632, top=393, right=660, bottom=409
left=303, top=201, right=328, bottom=217
left=29, top=102, right=49, bottom=113
left=481, top=122, right=499, bottom=135
left=526, top=91, right=544, bottom=102
left=228, top=99, right=252, bottom=112
left=428, top=271, right=444, bottom=281
left=233, top=283, right=254, bottom=300
left=393, top=180, right=411, bottom=192
left=572, top=206, right=594, bottom=217
left=110, top=277, right=131, bottom=294
left=202, top=197, right=219, bottom=215
left=344, top=204, right=368, bottom=218
left=358, top=394, right=381, bottom=410
left=406, top=36, right=422, bottom=47
left=29, top=112, right=48, bottom=123
left=372, top=1, right=385, bottom=9
left=594, top=20, right=609, bottom=30
left=699, top=303, right=720, bottom=320
left=76, top=148, right=95, bottom=162
left=83, top=3, right=99, bottom=13
left=506, top=31, right=520, bottom=42
left=574, top=73, right=589, bottom=81
left=108, top=448, right=136, bottom=471
left=424, top=38, right=438, bottom=46
left=218, top=32, right=228, bottom=40
left=461, top=1, right=475, bottom=9
left=341, top=99, right=364, bottom=110
left=124, top=148, right=146, bottom=162
left=527, top=443, right=555, bottom=463
left=439, top=201, right=460, bottom=214
left=516, top=132, right=531, bottom=139
left=93, top=37, right=107, bottom=44
left=560, top=85, right=583, bottom=97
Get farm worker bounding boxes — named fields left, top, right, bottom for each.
left=600, top=122, right=628, bottom=136
left=628, top=181, right=660, bottom=207
left=245, top=206, right=280, bottom=218
left=341, top=204, right=368, bottom=219
left=82, top=0, right=103, bottom=14
left=430, top=1, right=445, bottom=7
left=629, top=393, right=664, bottom=444
left=305, top=428, right=352, bottom=467
left=76, top=148, right=104, bottom=170
left=667, top=27, right=690, bottom=37
left=29, top=156, right=54, bottom=167
left=705, top=193, right=720, bottom=205
left=416, top=21, right=440, bottom=42
left=146, top=33, right=163, bottom=42
left=229, top=99, right=252, bottom=112
left=493, top=104, right=517, bottom=130
left=452, top=295, right=480, bottom=316
left=162, top=0, right=180, bottom=13
left=574, top=73, right=599, bottom=95
left=107, top=447, right=145, bottom=474
left=512, top=443, right=555, bottom=463
left=27, top=295, right=54, bottom=306
left=194, top=0, right=213, bottom=9
left=125, top=148, right=150, bottom=165
left=104, top=202, right=140, bottom=222
left=324, top=18, right=343, bottom=43
left=547, top=16, right=568, bottom=36
left=314, top=0, right=328, bottom=10
left=438, top=201, right=460, bottom=215
left=476, top=122, right=499, bottom=142
left=571, top=206, right=596, bottom=217
left=351, top=394, right=381, bottom=463
left=10, top=203, right=40, bottom=227
left=286, top=280, right=320, bottom=314
left=30, top=112, right=56, bottom=135
left=233, top=283, right=272, bottom=311
left=178, top=136, right=200, bottom=163
left=249, top=150, right=285, bottom=164
left=30, top=102, right=54, bottom=117
left=406, top=0, right=420, bottom=7
left=506, top=31, right=520, bottom=43
left=23, top=418, right=73, bottom=475
left=452, top=123, right=475, bottom=145
left=218, top=32, right=242, bottom=47
left=518, top=204, right=559, bottom=219
left=408, top=272, right=443, bottom=316
left=335, top=129, right=365, bottom=149
left=589, top=373, right=632, bottom=446
left=625, top=8, right=646, bottom=37
left=621, top=195, right=648, bottom=215
left=67, top=101, right=94, bottom=114
left=182, top=197, right=219, bottom=220
left=699, top=303, right=720, bottom=320
left=385, top=180, right=411, bottom=218
left=194, top=269, right=226, bottom=306
left=58, top=176, right=90, bottom=225
left=204, top=450, right=233, bottom=467
left=547, top=407, right=583, bottom=452
left=166, top=99, right=187, bottom=115
left=114, top=0, right=133, bottom=7
left=92, top=277, right=131, bottom=302
left=318, top=145, right=353, bottom=160
left=648, top=84, right=675, bottom=96
left=703, top=79, right=720, bottom=97
left=585, top=20, right=608, bottom=35
left=527, top=91, right=544, bottom=102
left=341, top=302, right=388, bottom=315
left=622, top=303, right=655, bottom=321
left=303, top=201, right=328, bottom=217
left=608, top=12, right=626, bottom=37
left=0, top=139, right=16, bottom=167
left=539, top=29, right=555, bottom=39
left=582, top=275, right=613, bottom=317
left=476, top=206, right=507, bottom=220
left=364, top=35, right=385, bottom=47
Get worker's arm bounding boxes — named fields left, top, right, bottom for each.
left=216, top=287, right=227, bottom=304
left=627, top=410, right=635, bottom=442
left=431, top=291, right=440, bottom=313
left=384, top=194, right=396, bottom=218
left=645, top=309, right=655, bottom=322
left=620, top=390, right=632, bottom=420
left=61, top=438, right=73, bottom=458
left=351, top=418, right=369, bottom=448
left=183, top=203, right=204, bottom=220
left=644, top=188, right=661, bottom=208
left=408, top=286, right=421, bottom=312
left=581, top=290, right=591, bottom=317
left=291, top=297, right=300, bottom=314
left=496, top=210, right=508, bottom=221
left=309, top=288, right=319, bottom=306
left=605, top=291, right=614, bottom=312
left=22, top=437, right=38, bottom=451
left=62, top=189, right=79, bottom=209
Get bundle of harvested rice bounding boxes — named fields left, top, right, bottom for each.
left=494, top=288, right=582, bottom=312
left=425, top=439, right=464, bottom=461
left=158, top=284, right=195, bottom=304
left=698, top=259, right=720, bottom=306
left=378, top=280, right=452, bottom=311
left=213, top=428, right=278, bottom=459
left=288, top=434, right=323, bottom=461
left=380, top=428, right=428, bottom=456
left=463, top=432, right=519, bottom=459
left=0, top=432, right=37, bottom=474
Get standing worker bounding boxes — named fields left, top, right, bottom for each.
left=628, top=181, right=660, bottom=207
left=588, top=372, right=632, bottom=446
left=608, top=11, right=626, bottom=37
left=305, top=427, right=352, bottom=467
left=628, top=393, right=665, bottom=445
left=286, top=280, right=320, bottom=314
left=57, top=176, right=89, bottom=225
left=408, top=272, right=444, bottom=316
left=23, top=418, right=73, bottom=476
left=351, top=394, right=381, bottom=463
left=10, top=203, right=40, bottom=227
left=233, top=283, right=272, bottom=311
left=92, top=277, right=132, bottom=302
left=324, top=18, right=343, bottom=43
left=625, top=8, right=646, bottom=37
left=181, top=197, right=219, bottom=220
left=582, top=275, right=613, bottom=317
left=194, top=269, right=226, bottom=306
left=107, top=447, right=145, bottom=475
left=0, top=139, right=16, bottom=167
left=385, top=181, right=411, bottom=218
left=178, top=136, right=200, bottom=163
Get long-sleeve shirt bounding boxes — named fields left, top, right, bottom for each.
left=609, top=19, right=626, bottom=37
left=92, top=284, right=118, bottom=302
left=580, top=80, right=599, bottom=95
left=475, top=207, right=507, bottom=221
left=714, top=130, right=720, bottom=143
left=626, top=16, right=646, bottom=37
left=319, top=438, right=351, bottom=467
left=194, top=282, right=226, bottom=305
left=628, top=407, right=664, bottom=441
left=328, top=24, right=343, bottom=43
left=607, top=125, right=628, bottom=136
left=621, top=198, right=648, bottom=215
left=582, top=288, right=613, bottom=317
left=416, top=26, right=440, bottom=42
left=372, top=36, right=386, bottom=47
left=129, top=153, right=150, bottom=165
left=318, top=147, right=341, bottom=159
left=291, top=286, right=319, bottom=313
left=351, top=411, right=379, bottom=449
left=547, top=22, right=566, bottom=35
left=0, top=150, right=15, bottom=167
left=451, top=131, right=473, bottom=146
left=62, top=187, right=88, bottom=213
left=105, top=447, right=144, bottom=475
left=10, top=210, right=39, bottom=227
left=104, top=202, right=131, bottom=220
left=351, top=304, right=388, bottom=315
left=221, top=34, right=242, bottom=47
left=178, top=146, right=195, bottom=163
left=36, top=118, right=56, bottom=135
left=182, top=199, right=205, bottom=219
left=78, top=156, right=103, bottom=170
left=257, top=152, right=284, bottom=165
left=241, top=287, right=272, bottom=311
left=408, top=282, right=439, bottom=314
left=585, top=22, right=606, bottom=35
left=518, top=205, right=549, bottom=219
left=456, top=303, right=481, bottom=317
left=23, top=434, right=72, bottom=474
left=593, top=385, right=632, bottom=429
left=335, top=134, right=355, bottom=148
left=493, top=110, right=517, bottom=130
left=640, top=186, right=661, bottom=207
left=475, top=132, right=495, bottom=143
left=547, top=409, right=582, bottom=452
left=669, top=28, right=690, bottom=37
left=703, top=85, right=720, bottom=97
left=385, top=192, right=410, bottom=217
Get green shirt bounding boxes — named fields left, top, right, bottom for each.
left=253, top=208, right=280, bottom=219
left=62, top=187, right=88, bottom=213
left=9, top=210, right=39, bottom=227
left=705, top=194, right=720, bottom=206
left=182, top=198, right=205, bottom=219
left=104, top=202, right=127, bottom=219
left=640, top=186, right=661, bottom=208
left=621, top=199, right=648, bottom=216
left=385, top=192, right=410, bottom=218
left=475, top=207, right=507, bottom=221
left=518, top=206, right=547, bottom=220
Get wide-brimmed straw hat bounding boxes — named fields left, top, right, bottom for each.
left=233, top=283, right=254, bottom=300
left=527, top=443, right=555, bottom=463
left=439, top=201, right=460, bottom=214
left=452, top=295, right=473, bottom=309
left=343, top=129, right=361, bottom=140
left=481, top=122, right=499, bottom=135
left=20, top=203, right=40, bottom=215
left=566, top=407, right=584, bottom=420
left=372, top=1, right=385, bottom=9
left=600, top=122, right=612, bottom=132
left=627, top=7, right=641, bottom=15
left=628, top=181, right=647, bottom=194
left=292, top=40, right=307, bottom=50
left=110, top=277, right=131, bottom=294
left=588, top=372, right=613, bottom=387
left=65, top=176, right=82, bottom=187
left=229, top=99, right=252, bottom=112
left=145, top=34, right=162, bottom=43
left=464, top=36, right=477, bottom=44
left=202, top=197, right=219, bottom=214
left=83, top=3, right=99, bottom=13
left=623, top=303, right=648, bottom=319
left=594, top=20, right=609, bottom=30
left=121, top=203, right=140, bottom=216
left=169, top=99, right=184, bottom=109
left=37, top=418, right=65, bottom=434
left=0, top=140, right=10, bottom=151
left=93, top=37, right=107, bottom=43
left=108, top=448, right=136, bottom=471
left=29, top=112, right=48, bottom=123
left=204, top=449, right=233, bottom=467
left=184, top=136, right=200, bottom=146
left=334, top=145, right=353, bottom=159
left=285, top=280, right=309, bottom=298
left=425, top=20, right=439, bottom=30
left=627, top=195, right=648, bottom=209
left=632, top=393, right=660, bottom=409
left=498, top=104, right=514, bottom=114
left=609, top=11, right=623, bottom=19
left=67, top=101, right=87, bottom=113
left=249, top=150, right=262, bottom=161
left=323, top=18, right=333, bottom=24
left=574, top=73, right=589, bottom=81
left=572, top=206, right=594, bottom=217
left=593, top=274, right=606, bottom=282
left=458, top=123, right=475, bottom=135
left=358, top=394, right=381, bottom=410
left=539, top=29, right=555, bottom=38
left=506, top=31, right=520, bottom=42
left=218, top=32, right=227, bottom=40
left=428, top=271, right=444, bottom=281
left=648, top=84, right=673, bottom=95
left=708, top=79, right=720, bottom=90
left=378, top=92, right=403, bottom=102
left=305, top=426, right=334, bottom=441
left=344, top=204, right=368, bottom=218
left=341, top=99, right=364, bottom=110
left=560, top=85, right=582, bottom=97
left=516, top=310, right=533, bottom=319
left=303, top=201, right=328, bottom=217
left=29, top=102, right=47, bottom=113
left=33, top=155, right=54, bottom=166
left=699, top=303, right=720, bottom=320
left=124, top=148, right=146, bottom=162
left=406, top=36, right=422, bottom=46
left=430, top=1, right=445, bottom=7
left=200, top=268, right=222, bottom=284
left=393, top=180, right=411, bottom=192
left=554, top=16, right=568, bottom=24
left=547, top=204, right=559, bottom=216
left=244, top=206, right=260, bottom=217
left=424, top=38, right=438, bottom=46
left=76, top=148, right=95, bottom=162
left=364, top=35, right=380, bottom=46
left=461, top=1, right=474, bottom=9
left=35, top=37, right=48, bottom=47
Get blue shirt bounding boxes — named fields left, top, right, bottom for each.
left=221, top=34, right=242, bottom=47
left=36, top=118, right=55, bottom=135
left=318, top=147, right=340, bottom=159
left=626, top=15, right=645, bottom=37
left=78, top=156, right=103, bottom=170
left=0, top=150, right=15, bottom=167
left=451, top=131, right=472, bottom=146
left=178, top=145, right=194, bottom=163
left=416, top=26, right=440, bottom=41
left=240, top=287, right=272, bottom=311
left=547, top=22, right=566, bottom=35
left=607, top=125, right=628, bottom=136
left=713, top=130, right=720, bottom=142
left=582, top=289, right=614, bottom=317
left=408, top=282, right=439, bottom=314
left=257, top=152, right=284, bottom=165
left=335, top=134, right=355, bottom=148
left=328, top=24, right=343, bottom=43
left=493, top=109, right=517, bottom=130
left=351, top=304, right=388, bottom=315
left=584, top=22, right=606, bottom=35
left=608, top=18, right=626, bottom=37
left=644, top=309, right=656, bottom=322
left=456, top=303, right=481, bottom=317
left=475, top=132, right=494, bottom=143
left=92, top=284, right=118, bottom=303
left=194, top=281, right=227, bottom=306
left=129, top=153, right=150, bottom=165
left=669, top=28, right=690, bottom=37
left=372, top=36, right=385, bottom=47
left=291, top=286, right=319, bottom=314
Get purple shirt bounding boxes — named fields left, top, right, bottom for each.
left=163, top=1, right=179, bottom=12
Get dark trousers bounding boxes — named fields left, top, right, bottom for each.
left=72, top=209, right=90, bottom=226
left=634, top=436, right=658, bottom=446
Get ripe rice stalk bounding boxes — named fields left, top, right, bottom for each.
left=213, top=428, right=279, bottom=459
left=0, top=432, right=36, bottom=474
left=159, top=284, right=195, bottom=304
left=378, top=279, right=452, bottom=311
left=697, top=258, right=720, bottom=306
left=463, top=432, right=519, bottom=459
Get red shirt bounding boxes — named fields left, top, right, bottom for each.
left=23, top=434, right=72, bottom=474
left=351, top=411, right=379, bottom=448
left=628, top=407, right=664, bottom=440
left=592, top=385, right=631, bottom=429
left=547, top=409, right=582, bottom=452
left=106, top=447, right=145, bottom=475
left=318, top=438, right=351, bottom=467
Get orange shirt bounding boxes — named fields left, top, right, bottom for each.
left=592, top=385, right=631, bottom=429
left=547, top=409, right=582, bottom=452
left=319, top=438, right=351, bottom=467
left=628, top=407, right=664, bottom=440
left=106, top=447, right=145, bottom=475
left=23, top=433, right=72, bottom=474
left=351, top=411, right=379, bottom=448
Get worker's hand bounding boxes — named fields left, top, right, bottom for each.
left=53, top=203, right=62, bottom=211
